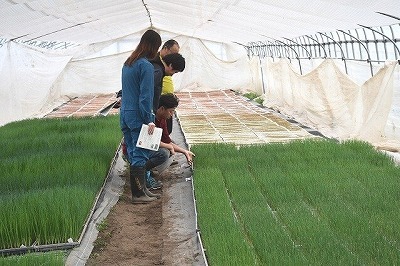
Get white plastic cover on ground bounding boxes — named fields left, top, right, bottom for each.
left=260, top=58, right=400, bottom=150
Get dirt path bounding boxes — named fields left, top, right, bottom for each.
left=48, top=93, right=204, bottom=265
left=86, top=172, right=165, bottom=265
left=85, top=117, right=205, bottom=266
left=58, top=90, right=318, bottom=265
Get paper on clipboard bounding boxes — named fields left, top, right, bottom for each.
left=136, top=124, right=162, bottom=151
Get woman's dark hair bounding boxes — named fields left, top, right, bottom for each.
left=125, top=29, right=162, bottom=66
left=163, top=53, right=185, bottom=72
left=159, top=93, right=179, bottom=109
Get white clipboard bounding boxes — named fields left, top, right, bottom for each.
left=136, top=124, right=162, bottom=151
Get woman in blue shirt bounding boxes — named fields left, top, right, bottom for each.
left=120, top=29, right=162, bottom=203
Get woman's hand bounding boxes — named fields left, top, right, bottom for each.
left=147, top=122, right=155, bottom=135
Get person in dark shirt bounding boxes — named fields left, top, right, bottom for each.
left=150, top=53, right=185, bottom=114
left=159, top=39, right=180, bottom=134
left=145, top=93, right=195, bottom=190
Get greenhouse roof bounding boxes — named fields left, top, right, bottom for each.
left=1, top=0, right=399, bottom=45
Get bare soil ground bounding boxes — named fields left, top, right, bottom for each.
left=49, top=93, right=204, bottom=266
left=86, top=170, right=166, bottom=266
left=60, top=91, right=319, bottom=265
left=85, top=118, right=204, bottom=266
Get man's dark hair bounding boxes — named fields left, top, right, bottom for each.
left=163, top=53, right=185, bottom=72
left=159, top=93, right=179, bottom=109
left=162, top=39, right=179, bottom=49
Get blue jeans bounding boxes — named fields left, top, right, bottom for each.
left=148, top=148, right=170, bottom=169
left=120, top=112, right=150, bottom=166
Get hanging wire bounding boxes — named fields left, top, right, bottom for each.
left=142, top=0, right=154, bottom=28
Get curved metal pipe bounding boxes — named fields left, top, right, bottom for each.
left=262, top=41, right=275, bottom=59
left=274, top=42, right=288, bottom=60
left=142, top=0, right=154, bottom=28
left=233, top=41, right=250, bottom=58
left=336, top=31, right=350, bottom=58
left=379, top=26, right=390, bottom=60
left=353, top=29, right=361, bottom=61
left=257, top=41, right=269, bottom=58
left=274, top=39, right=303, bottom=74
left=318, top=32, right=348, bottom=74
left=267, top=40, right=282, bottom=58
left=358, top=24, right=400, bottom=63
left=305, top=35, right=327, bottom=58
left=282, top=37, right=312, bottom=59
left=338, top=29, right=374, bottom=76
left=253, top=43, right=260, bottom=57
left=376, top=12, right=400, bottom=21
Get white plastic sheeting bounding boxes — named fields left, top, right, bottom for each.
left=1, top=0, right=399, bottom=44
left=0, top=42, right=71, bottom=125
left=261, top=58, right=400, bottom=149
left=0, top=0, right=400, bottom=149
left=174, top=37, right=258, bottom=92
left=0, top=33, right=257, bottom=126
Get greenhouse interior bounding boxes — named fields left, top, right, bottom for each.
left=1, top=0, right=400, bottom=265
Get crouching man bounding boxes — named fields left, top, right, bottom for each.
left=144, top=93, right=195, bottom=190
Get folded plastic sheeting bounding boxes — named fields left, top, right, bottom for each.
left=0, top=42, right=71, bottom=126
left=172, top=37, right=258, bottom=94
left=262, top=58, right=400, bottom=150
left=0, top=33, right=257, bottom=127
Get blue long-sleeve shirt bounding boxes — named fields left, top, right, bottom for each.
left=120, top=57, right=155, bottom=128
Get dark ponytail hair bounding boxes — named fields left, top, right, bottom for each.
left=125, top=29, right=162, bottom=66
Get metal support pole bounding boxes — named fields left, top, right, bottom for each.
left=282, top=37, right=312, bottom=59
left=376, top=12, right=400, bottom=21
left=276, top=42, right=292, bottom=63
left=318, top=32, right=348, bottom=74
left=305, top=35, right=327, bottom=58
left=274, top=39, right=303, bottom=75
left=268, top=40, right=282, bottom=58
left=328, top=32, right=338, bottom=58
left=262, top=41, right=275, bottom=60
left=338, top=29, right=374, bottom=76
left=380, top=26, right=389, bottom=60
left=358, top=24, right=400, bottom=63
left=257, top=42, right=267, bottom=95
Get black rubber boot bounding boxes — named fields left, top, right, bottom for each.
left=130, top=166, right=156, bottom=204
